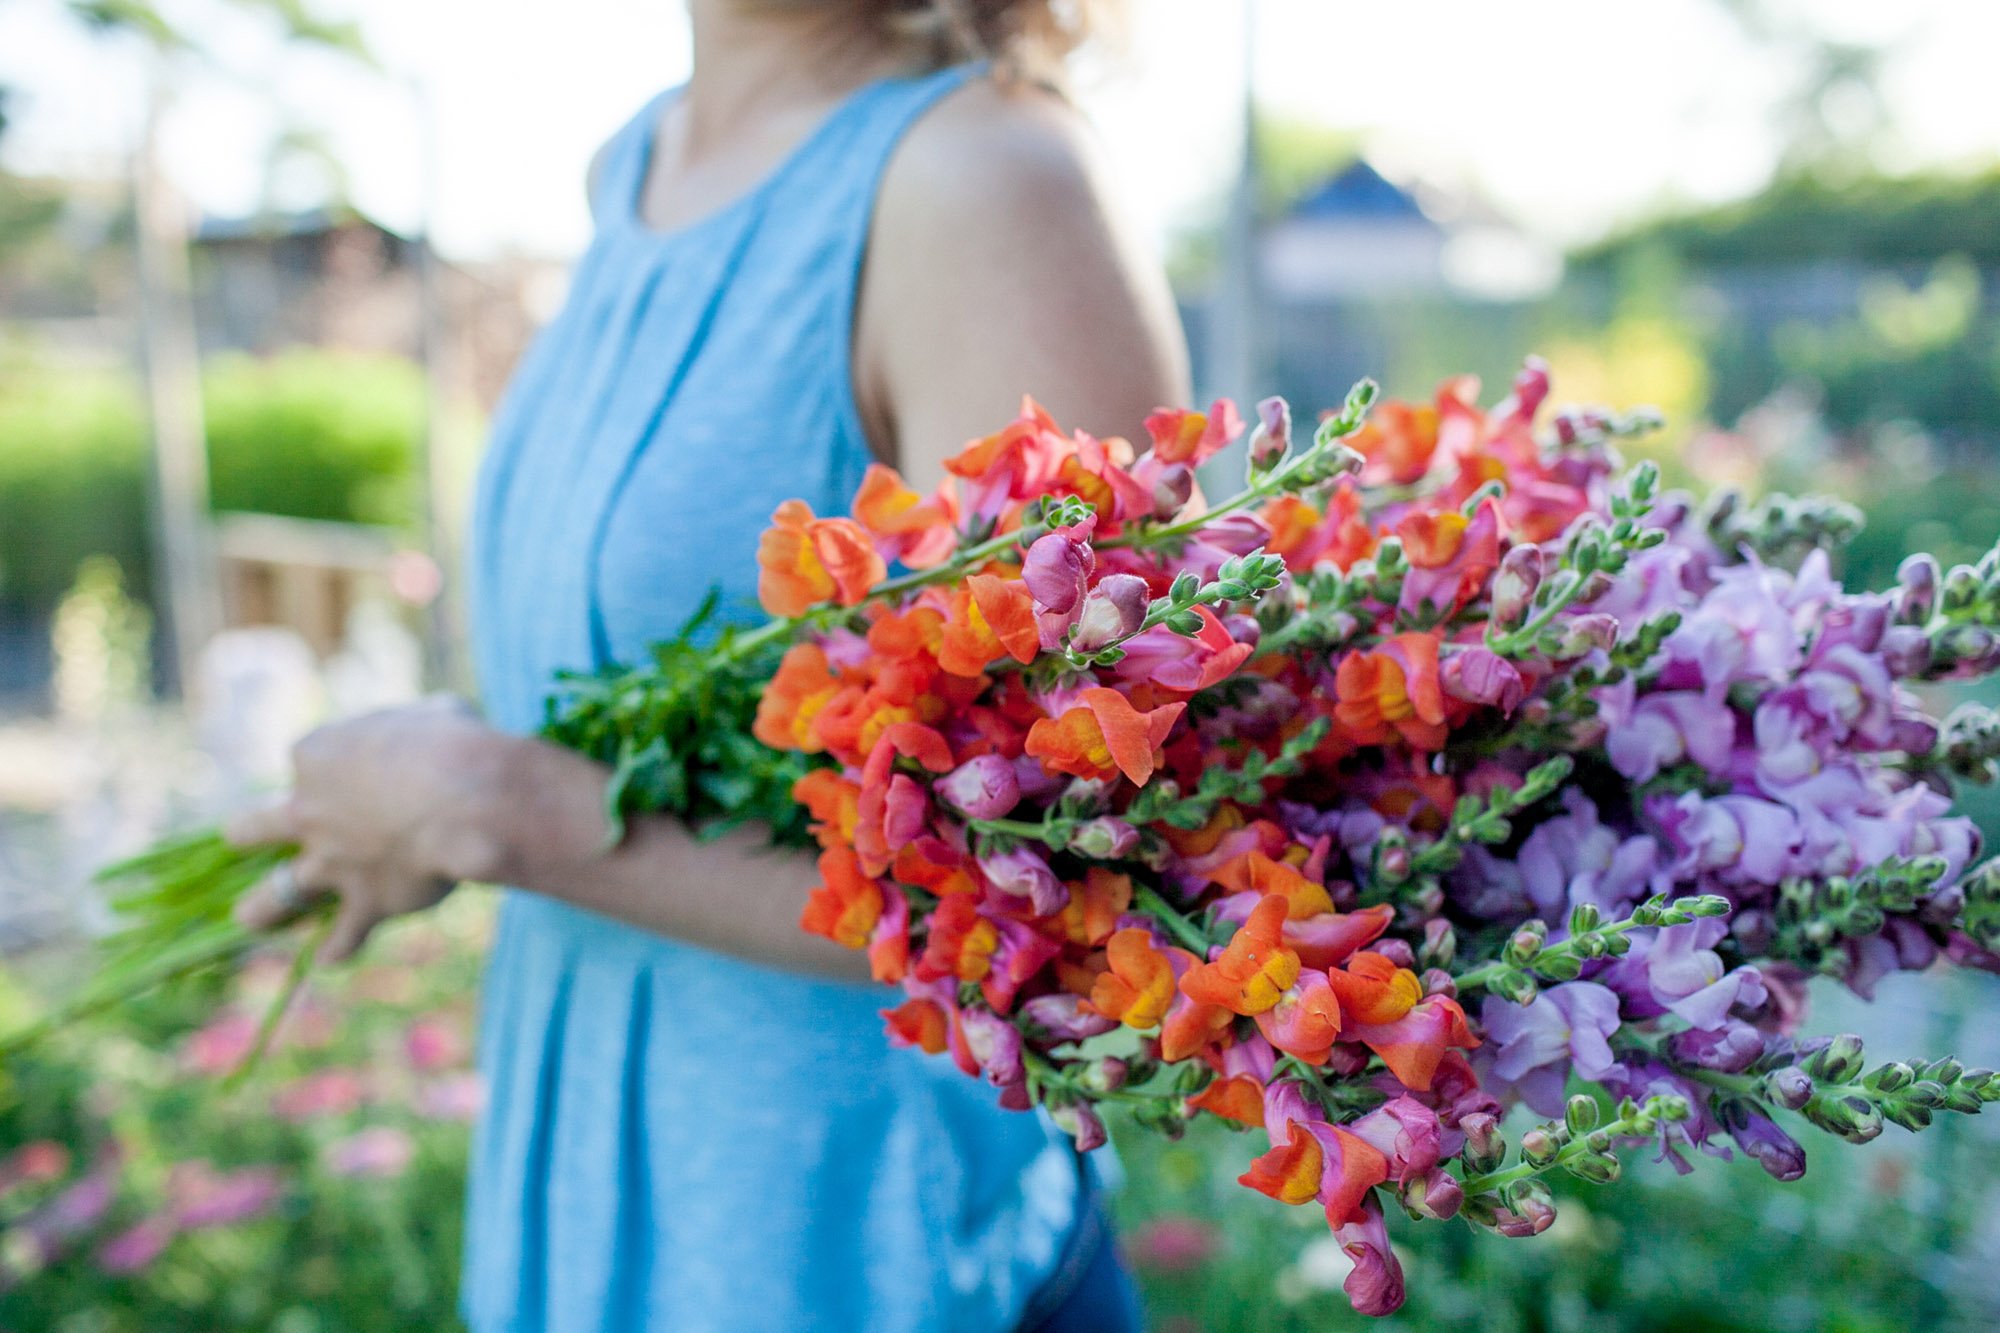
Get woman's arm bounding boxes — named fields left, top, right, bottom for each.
left=229, top=699, right=858, bottom=975
left=232, top=76, right=1190, bottom=978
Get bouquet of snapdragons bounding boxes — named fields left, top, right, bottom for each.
left=24, top=359, right=2000, bottom=1317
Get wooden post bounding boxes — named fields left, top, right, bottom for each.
left=132, top=76, right=221, bottom=697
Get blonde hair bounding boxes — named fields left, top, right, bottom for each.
left=751, top=0, right=1122, bottom=82
left=882, top=0, right=1120, bottom=78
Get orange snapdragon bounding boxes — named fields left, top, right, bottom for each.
left=1025, top=688, right=1185, bottom=786
left=936, top=575, right=1040, bottom=677
left=1087, top=928, right=1178, bottom=1029
left=798, top=847, right=883, bottom=951
left=1144, top=399, right=1244, bottom=467
left=1180, top=896, right=1300, bottom=1016
left=756, top=499, right=886, bottom=617
left=852, top=463, right=959, bottom=569
left=1239, top=1122, right=1324, bottom=1205
left=1333, top=631, right=1448, bottom=750
left=1188, top=1075, right=1267, bottom=1128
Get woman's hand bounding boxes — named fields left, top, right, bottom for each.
left=225, top=696, right=519, bottom=962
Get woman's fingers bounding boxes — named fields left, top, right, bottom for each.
left=234, top=858, right=331, bottom=931
left=317, top=897, right=379, bottom=965
left=222, top=796, right=301, bottom=849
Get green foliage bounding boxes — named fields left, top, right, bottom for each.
left=0, top=171, right=64, bottom=252
left=539, top=593, right=823, bottom=848
left=1110, top=1110, right=1991, bottom=1332
left=0, top=350, right=421, bottom=610
left=0, top=898, right=487, bottom=1330
left=1576, top=169, right=2000, bottom=272
left=0, top=363, right=151, bottom=610
left=202, top=350, right=421, bottom=528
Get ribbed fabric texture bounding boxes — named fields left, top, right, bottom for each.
left=461, top=64, right=1084, bottom=1333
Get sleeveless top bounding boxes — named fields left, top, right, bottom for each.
left=460, top=65, right=1086, bottom=1333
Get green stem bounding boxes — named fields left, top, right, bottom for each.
left=969, top=816, right=1066, bottom=843
left=1099, top=451, right=1344, bottom=554
left=1460, top=1103, right=1658, bottom=1195
left=1485, top=570, right=1588, bottom=657
left=1134, top=884, right=1214, bottom=955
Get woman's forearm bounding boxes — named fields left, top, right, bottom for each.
left=475, top=732, right=871, bottom=981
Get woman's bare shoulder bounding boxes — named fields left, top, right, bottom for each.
left=860, top=73, right=1189, bottom=474
left=879, top=75, right=1107, bottom=232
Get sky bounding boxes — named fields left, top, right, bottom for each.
left=2, top=0, right=1998, bottom=265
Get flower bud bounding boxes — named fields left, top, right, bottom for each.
left=1459, top=1113, right=1505, bottom=1173
left=1490, top=1188, right=1557, bottom=1237
left=1812, top=1033, right=1866, bottom=1084
left=1575, top=571, right=1615, bottom=603
left=1442, top=646, right=1527, bottom=713
left=977, top=845, right=1066, bottom=916
left=1570, top=1151, right=1622, bottom=1185
left=1896, top=553, right=1939, bottom=623
left=1358, top=938, right=1408, bottom=973
left=958, top=1009, right=1024, bottom=1088
left=1551, top=612, right=1619, bottom=657
left=1508, top=357, right=1551, bottom=423
left=1810, top=1093, right=1884, bottom=1144
left=1070, top=574, right=1151, bottom=653
left=1202, top=513, right=1274, bottom=557
left=935, top=754, right=1021, bottom=822
left=1943, top=564, right=1981, bottom=614
left=1490, top=968, right=1539, bottom=1006
left=1723, top=1104, right=1806, bottom=1181
left=1490, top=545, right=1543, bottom=627
left=1246, top=396, right=1292, bottom=473
left=1049, top=1099, right=1108, bottom=1153
left=1068, top=816, right=1140, bottom=860
left=1079, top=1057, right=1130, bottom=1095
left=1404, top=1167, right=1463, bottom=1221
left=1151, top=464, right=1195, bottom=518
left=1021, top=994, right=1118, bottom=1042
left=1520, top=1128, right=1559, bottom=1166
left=1375, top=833, right=1412, bottom=884
left=1418, top=919, right=1457, bottom=970
left=1022, top=531, right=1092, bottom=615
left=1504, top=921, right=1547, bottom=966
left=1880, top=624, right=1933, bottom=677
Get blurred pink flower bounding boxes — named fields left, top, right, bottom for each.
left=166, top=1163, right=284, bottom=1229
left=271, top=1069, right=367, bottom=1122
left=414, top=1073, right=485, bottom=1123
left=182, top=1012, right=258, bottom=1076
left=1125, top=1215, right=1220, bottom=1273
left=96, top=1217, right=175, bottom=1275
left=0, top=1140, right=72, bottom=1195
left=403, top=1016, right=467, bottom=1072
left=325, top=1126, right=416, bottom=1179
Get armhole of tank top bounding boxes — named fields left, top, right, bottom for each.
left=831, top=64, right=989, bottom=475
left=589, top=88, right=677, bottom=231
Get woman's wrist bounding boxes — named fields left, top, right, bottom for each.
left=400, top=723, right=534, bottom=887
left=464, top=731, right=620, bottom=889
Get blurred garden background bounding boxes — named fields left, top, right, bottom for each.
left=4, top=0, right=2000, bottom=1328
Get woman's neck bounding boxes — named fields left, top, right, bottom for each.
left=682, top=1, right=912, bottom=152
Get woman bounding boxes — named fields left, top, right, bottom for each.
left=227, top=1, right=1189, bottom=1328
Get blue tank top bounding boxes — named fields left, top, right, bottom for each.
left=460, top=65, right=1086, bottom=1333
